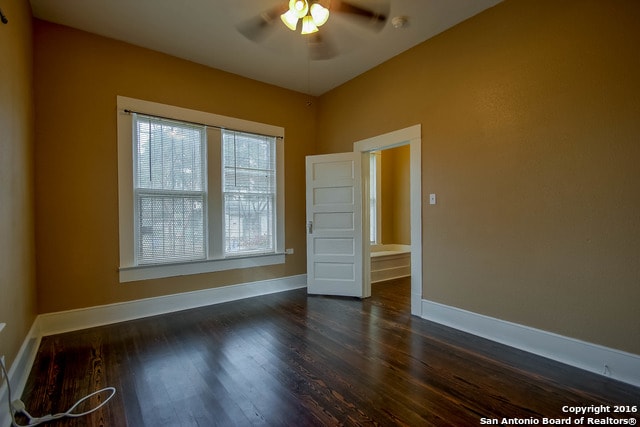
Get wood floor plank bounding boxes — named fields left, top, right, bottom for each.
left=18, top=278, right=640, bottom=426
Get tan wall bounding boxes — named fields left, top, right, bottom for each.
left=33, top=20, right=316, bottom=313
left=317, top=0, right=640, bottom=354
left=381, top=145, right=410, bottom=245
left=0, top=0, right=37, bottom=366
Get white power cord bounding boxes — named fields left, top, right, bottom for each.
left=1, top=354, right=116, bottom=426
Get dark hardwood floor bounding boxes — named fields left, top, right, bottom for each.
left=20, top=278, right=639, bottom=426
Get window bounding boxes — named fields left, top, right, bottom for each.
left=370, top=151, right=381, bottom=244
left=134, top=115, right=206, bottom=264
left=223, top=131, right=276, bottom=255
left=118, top=97, right=285, bottom=282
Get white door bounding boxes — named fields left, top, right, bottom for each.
left=306, top=152, right=363, bottom=297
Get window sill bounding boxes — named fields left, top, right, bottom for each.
left=119, top=253, right=286, bottom=283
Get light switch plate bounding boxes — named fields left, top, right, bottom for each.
left=429, top=194, right=436, bottom=205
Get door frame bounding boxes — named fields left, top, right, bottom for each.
left=354, top=125, right=422, bottom=315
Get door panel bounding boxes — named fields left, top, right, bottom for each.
left=306, top=152, right=363, bottom=297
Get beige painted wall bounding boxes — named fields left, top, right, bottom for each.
left=0, top=0, right=37, bottom=366
left=317, top=0, right=640, bottom=355
left=381, top=145, right=410, bottom=245
left=33, top=20, right=316, bottom=313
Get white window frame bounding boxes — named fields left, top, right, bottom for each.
left=117, top=96, right=285, bottom=282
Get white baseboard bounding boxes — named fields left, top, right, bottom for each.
left=0, top=321, right=42, bottom=427
left=421, top=299, right=640, bottom=388
left=38, top=274, right=308, bottom=337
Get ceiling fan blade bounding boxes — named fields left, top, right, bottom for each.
left=237, top=4, right=288, bottom=42
left=332, top=0, right=389, bottom=32
left=307, top=32, right=338, bottom=60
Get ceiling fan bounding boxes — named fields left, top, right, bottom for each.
left=237, top=0, right=390, bottom=60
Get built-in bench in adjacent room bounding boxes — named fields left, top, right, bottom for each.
left=370, top=244, right=411, bottom=283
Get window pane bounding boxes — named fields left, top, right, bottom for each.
left=224, top=194, right=274, bottom=254
left=223, top=131, right=275, bottom=193
left=137, top=195, right=205, bottom=264
left=370, top=153, right=377, bottom=243
left=223, top=130, right=276, bottom=255
left=135, top=116, right=204, bottom=191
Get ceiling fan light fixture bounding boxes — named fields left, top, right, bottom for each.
left=310, top=3, right=329, bottom=27
left=289, top=0, right=309, bottom=19
left=281, top=9, right=299, bottom=31
left=301, top=15, right=319, bottom=34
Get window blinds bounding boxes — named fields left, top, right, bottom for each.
left=222, top=130, right=276, bottom=255
left=134, top=114, right=206, bottom=264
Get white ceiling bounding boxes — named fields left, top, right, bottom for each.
left=29, top=0, right=502, bottom=96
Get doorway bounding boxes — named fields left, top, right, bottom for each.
left=369, top=146, right=411, bottom=286
left=354, top=125, right=422, bottom=316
